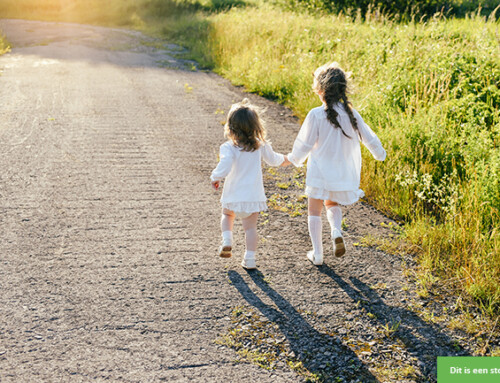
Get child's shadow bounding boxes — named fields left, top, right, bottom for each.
left=318, top=265, right=470, bottom=378
left=228, top=270, right=378, bottom=382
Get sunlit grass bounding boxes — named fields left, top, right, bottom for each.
left=0, top=33, right=10, bottom=55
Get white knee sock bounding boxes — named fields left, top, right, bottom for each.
left=308, top=215, right=323, bottom=255
left=326, top=206, right=342, bottom=235
left=244, top=228, right=258, bottom=253
left=221, top=214, right=233, bottom=232
left=222, top=230, right=233, bottom=246
left=244, top=250, right=256, bottom=259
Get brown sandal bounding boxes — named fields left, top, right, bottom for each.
left=219, top=245, right=232, bottom=258
left=334, top=236, right=345, bottom=257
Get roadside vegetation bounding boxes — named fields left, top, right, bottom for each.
left=0, top=31, right=9, bottom=55
left=1, top=0, right=498, bottom=319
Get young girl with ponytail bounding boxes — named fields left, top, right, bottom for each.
left=288, top=62, right=387, bottom=265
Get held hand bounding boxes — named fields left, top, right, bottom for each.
left=211, top=180, right=220, bottom=191
left=281, top=156, right=292, bottom=167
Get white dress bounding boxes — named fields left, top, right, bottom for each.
left=288, top=104, right=386, bottom=205
left=211, top=141, right=285, bottom=213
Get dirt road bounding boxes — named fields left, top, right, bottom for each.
left=0, top=19, right=472, bottom=382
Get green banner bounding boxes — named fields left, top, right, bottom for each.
left=438, top=357, right=500, bottom=383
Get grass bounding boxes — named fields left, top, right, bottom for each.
left=0, top=0, right=498, bottom=316
left=0, top=32, right=10, bottom=55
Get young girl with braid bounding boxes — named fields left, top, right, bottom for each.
left=211, top=99, right=289, bottom=269
left=288, top=62, right=386, bottom=265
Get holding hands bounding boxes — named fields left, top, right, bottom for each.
left=281, top=155, right=291, bottom=167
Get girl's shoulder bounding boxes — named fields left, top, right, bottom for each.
left=221, top=140, right=237, bottom=149
left=308, top=105, right=325, bottom=117
left=221, top=140, right=257, bottom=157
left=302, top=106, right=324, bottom=124
left=257, top=139, right=270, bottom=148
left=220, top=140, right=240, bottom=155
left=349, top=107, right=364, bottom=122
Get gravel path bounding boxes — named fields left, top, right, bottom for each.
left=0, top=19, right=474, bottom=382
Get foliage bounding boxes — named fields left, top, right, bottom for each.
left=276, top=0, right=500, bottom=19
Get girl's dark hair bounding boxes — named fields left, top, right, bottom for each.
left=313, top=62, right=359, bottom=139
left=224, top=99, right=267, bottom=151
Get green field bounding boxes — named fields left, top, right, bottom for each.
left=1, top=0, right=499, bottom=317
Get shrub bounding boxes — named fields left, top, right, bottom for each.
left=276, top=0, right=500, bottom=19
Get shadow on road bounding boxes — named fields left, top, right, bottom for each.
left=228, top=269, right=378, bottom=382
left=318, top=264, right=470, bottom=379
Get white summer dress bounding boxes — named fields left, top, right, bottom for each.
left=288, top=104, right=386, bottom=205
left=211, top=141, right=285, bottom=215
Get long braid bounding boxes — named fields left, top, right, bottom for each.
left=324, top=92, right=350, bottom=138
left=323, top=93, right=340, bottom=129
left=341, top=94, right=361, bottom=139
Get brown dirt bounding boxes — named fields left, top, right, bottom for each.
left=0, top=19, right=479, bottom=382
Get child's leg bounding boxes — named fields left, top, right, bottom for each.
left=221, top=208, right=235, bottom=233
left=325, top=200, right=342, bottom=234
left=241, top=212, right=259, bottom=269
left=325, top=200, right=345, bottom=257
left=308, top=198, right=324, bottom=255
left=241, top=212, right=259, bottom=256
left=220, top=209, right=235, bottom=257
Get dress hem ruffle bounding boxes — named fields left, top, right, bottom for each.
left=222, top=201, right=268, bottom=213
left=305, top=186, right=364, bottom=205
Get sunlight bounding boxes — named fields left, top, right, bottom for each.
left=0, top=0, right=122, bottom=25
